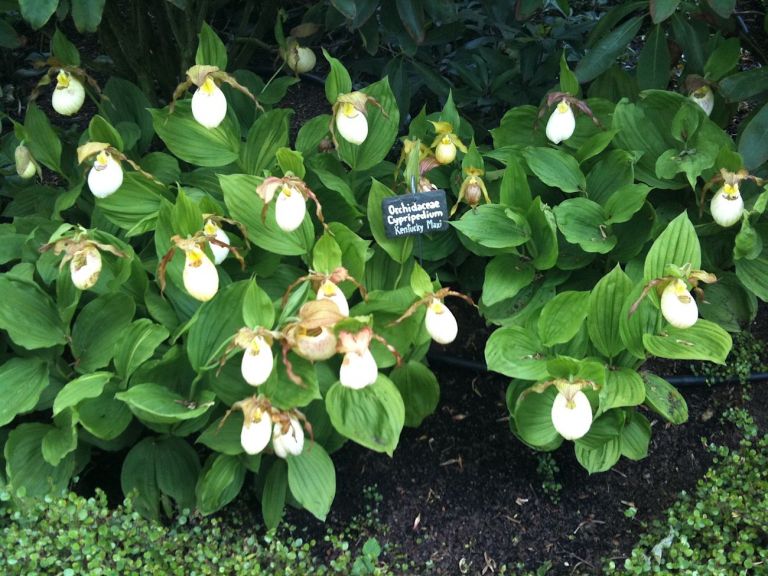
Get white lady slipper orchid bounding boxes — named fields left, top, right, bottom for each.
left=191, top=76, right=227, bottom=129
left=286, top=46, right=316, bottom=74
left=551, top=388, right=592, bottom=440
left=335, top=102, right=368, bottom=145
left=240, top=409, right=273, bottom=455
left=272, top=417, right=305, bottom=458
left=204, top=219, right=230, bottom=264
left=339, top=348, right=378, bottom=390
left=275, top=185, right=307, bottom=232
left=15, top=145, right=39, bottom=179
left=545, top=100, right=576, bottom=144
left=70, top=245, right=102, bottom=290
left=183, top=247, right=219, bottom=301
left=316, top=280, right=349, bottom=316
left=87, top=151, right=124, bottom=198
left=293, top=326, right=338, bottom=361
left=52, top=71, right=85, bottom=116
left=424, top=298, right=458, bottom=344
left=710, top=183, right=744, bottom=227
left=660, top=278, right=698, bottom=329
left=435, top=135, right=457, bottom=165
left=240, top=335, right=274, bottom=386
left=690, top=86, right=714, bottom=117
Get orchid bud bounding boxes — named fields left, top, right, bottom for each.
left=88, top=151, right=124, bottom=199
left=545, top=100, right=576, bottom=144
left=204, top=219, right=230, bottom=264
left=316, top=280, right=349, bottom=316
left=240, top=409, right=273, bottom=455
left=339, top=348, right=378, bottom=390
left=275, top=185, right=307, bottom=232
left=425, top=298, right=458, bottom=345
left=660, top=279, right=698, bottom=329
left=551, top=389, right=592, bottom=440
left=434, top=135, right=457, bottom=165
left=272, top=417, right=305, bottom=458
left=710, top=183, right=744, bottom=227
left=191, top=76, right=227, bottom=129
left=14, top=145, right=39, bottom=179
left=52, top=70, right=85, bottom=116
left=70, top=245, right=102, bottom=290
left=183, top=247, right=219, bottom=302
left=335, top=102, right=368, bottom=145
left=690, top=86, right=714, bottom=117
left=293, top=327, right=337, bottom=361
left=286, top=46, right=316, bottom=74
left=241, top=335, right=274, bottom=386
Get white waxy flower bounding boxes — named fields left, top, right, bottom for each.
left=545, top=100, right=576, bottom=144
left=660, top=278, right=698, bottom=329
left=14, top=145, right=39, bottom=179
left=240, top=335, right=274, bottom=386
left=88, top=151, right=124, bottom=199
left=339, top=348, right=378, bottom=390
left=435, top=135, right=457, bottom=164
left=690, top=86, right=714, bottom=117
left=551, top=389, right=592, bottom=440
left=272, top=417, right=305, bottom=458
left=425, top=298, right=458, bottom=344
left=316, top=280, right=349, bottom=316
left=204, top=220, right=230, bottom=264
left=293, top=326, right=337, bottom=361
left=52, top=71, right=85, bottom=116
left=275, top=185, right=307, bottom=232
left=191, top=76, right=227, bottom=129
left=70, top=245, right=102, bottom=290
left=335, top=102, right=368, bottom=145
left=183, top=247, right=219, bottom=302
left=240, top=410, right=273, bottom=455
left=287, top=46, right=317, bottom=74
left=710, top=183, right=744, bottom=227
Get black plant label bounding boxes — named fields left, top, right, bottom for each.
left=382, top=190, right=449, bottom=238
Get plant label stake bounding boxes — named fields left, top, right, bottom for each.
left=381, top=182, right=449, bottom=239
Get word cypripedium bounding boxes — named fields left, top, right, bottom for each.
left=77, top=142, right=157, bottom=199
left=702, top=169, right=763, bottom=228
left=39, top=228, right=126, bottom=291
left=52, top=70, right=86, bottom=116
left=390, top=287, right=476, bottom=345
left=538, top=92, right=600, bottom=145
left=14, top=144, right=41, bottom=179
left=631, top=266, right=717, bottom=330
left=331, top=91, right=384, bottom=146
left=430, top=121, right=468, bottom=165
left=282, top=38, right=317, bottom=74
left=233, top=328, right=276, bottom=386
left=282, top=267, right=367, bottom=318
left=256, top=175, right=327, bottom=233
left=171, top=65, right=261, bottom=129
left=452, top=167, right=491, bottom=216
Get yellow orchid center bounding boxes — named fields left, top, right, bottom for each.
left=723, top=183, right=739, bottom=197
left=94, top=151, right=109, bottom=168
left=429, top=299, right=445, bottom=314
left=56, top=71, right=70, bottom=88
left=248, top=339, right=261, bottom=355
left=440, top=135, right=452, bottom=146
left=556, top=101, right=569, bottom=114
left=204, top=220, right=217, bottom=235
left=341, top=102, right=357, bottom=117
left=321, top=281, right=338, bottom=297
left=186, top=248, right=204, bottom=267
left=281, top=184, right=293, bottom=197
left=201, top=76, right=217, bottom=95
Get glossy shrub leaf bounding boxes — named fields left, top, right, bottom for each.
left=240, top=109, right=291, bottom=175
left=736, top=255, right=768, bottom=301
left=313, top=233, right=343, bottom=275
left=554, top=198, right=617, bottom=254
left=71, top=0, right=106, bottom=33
left=0, top=276, right=67, bottom=350
left=325, top=375, right=405, bottom=455
left=42, top=411, right=78, bottom=466
left=389, top=362, right=440, bottom=427
left=526, top=198, right=559, bottom=270
left=719, top=68, right=768, bottom=102
left=52, top=28, right=81, bottom=66
left=575, top=410, right=622, bottom=450
left=18, top=0, right=57, bottom=29
left=523, top=148, right=585, bottom=194
left=650, top=0, right=680, bottom=23
left=71, top=293, right=136, bottom=374
left=575, top=16, right=644, bottom=83
left=515, top=387, right=560, bottom=448
left=155, top=436, right=200, bottom=511
left=538, top=291, right=590, bottom=347
left=604, top=184, right=652, bottom=225
left=621, top=412, right=651, bottom=460
left=643, top=211, right=700, bottom=282
left=704, top=38, right=740, bottom=81
left=642, top=373, right=688, bottom=424
left=24, top=102, right=62, bottom=173
left=6, top=423, right=75, bottom=497
left=195, top=22, right=227, bottom=69
left=588, top=265, right=632, bottom=358
left=121, top=438, right=160, bottom=519
left=78, top=384, right=133, bottom=440
left=643, top=320, right=731, bottom=364
left=738, top=102, right=768, bottom=171
left=53, top=371, right=112, bottom=416
left=485, top=326, right=549, bottom=380
left=575, top=437, right=621, bottom=473
left=287, top=443, right=336, bottom=521
left=482, top=255, right=535, bottom=307
left=0, top=358, right=49, bottom=426
left=451, top=204, right=530, bottom=250
left=637, top=25, right=670, bottom=89
left=559, top=51, right=580, bottom=95
left=221, top=173, right=315, bottom=256
left=196, top=454, right=246, bottom=515
left=262, top=460, right=287, bottom=530
left=323, top=48, right=352, bottom=104
left=113, top=319, right=170, bottom=381
left=600, top=368, right=646, bottom=413
left=116, top=384, right=215, bottom=424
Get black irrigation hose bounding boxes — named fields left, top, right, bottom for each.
left=426, top=350, right=768, bottom=388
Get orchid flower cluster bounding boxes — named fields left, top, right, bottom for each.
left=227, top=395, right=310, bottom=458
